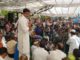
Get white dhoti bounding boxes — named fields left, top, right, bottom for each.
left=18, top=32, right=30, bottom=60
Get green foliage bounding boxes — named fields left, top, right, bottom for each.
left=0, top=10, right=9, bottom=16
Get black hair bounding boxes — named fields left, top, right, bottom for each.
left=40, top=40, right=46, bottom=48
left=0, top=47, right=7, bottom=55
left=70, top=32, right=76, bottom=35
left=23, top=8, right=30, bottom=13
left=57, top=43, right=62, bottom=49
left=53, top=42, right=64, bottom=50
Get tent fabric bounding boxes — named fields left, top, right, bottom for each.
left=0, top=0, right=80, bottom=16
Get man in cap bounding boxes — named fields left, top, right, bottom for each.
left=31, top=40, right=40, bottom=53
left=31, top=35, right=43, bottom=52
left=67, top=29, right=80, bottom=54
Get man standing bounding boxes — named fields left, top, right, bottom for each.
left=18, top=8, right=30, bottom=60
left=67, top=29, right=80, bottom=54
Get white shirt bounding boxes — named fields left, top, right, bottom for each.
left=32, top=47, right=49, bottom=60
left=0, top=56, right=4, bottom=60
left=48, top=49, right=66, bottom=60
left=67, top=35, right=80, bottom=54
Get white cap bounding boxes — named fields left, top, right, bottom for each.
left=70, top=29, right=76, bottom=33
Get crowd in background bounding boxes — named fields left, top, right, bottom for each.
left=30, top=17, right=80, bottom=60
left=0, top=16, right=80, bottom=60
left=0, top=19, right=18, bottom=60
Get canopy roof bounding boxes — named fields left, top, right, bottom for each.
left=0, top=0, right=80, bottom=16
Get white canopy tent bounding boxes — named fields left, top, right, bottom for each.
left=0, top=0, right=80, bottom=17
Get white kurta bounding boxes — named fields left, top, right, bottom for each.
left=67, top=35, right=80, bottom=54
left=18, top=15, right=30, bottom=59
left=32, top=47, right=49, bottom=60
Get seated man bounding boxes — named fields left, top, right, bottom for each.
left=32, top=40, right=49, bottom=60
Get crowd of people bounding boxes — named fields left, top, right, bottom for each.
left=30, top=17, right=80, bottom=60
left=0, top=8, right=80, bottom=60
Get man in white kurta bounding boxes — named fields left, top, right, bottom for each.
left=67, top=29, right=80, bottom=54
left=18, top=8, right=30, bottom=60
